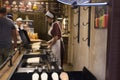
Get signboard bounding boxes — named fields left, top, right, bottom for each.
left=94, top=0, right=108, bottom=29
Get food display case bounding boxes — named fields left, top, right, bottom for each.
left=8, top=48, right=63, bottom=80
left=7, top=44, right=97, bottom=80
left=8, top=54, right=97, bottom=80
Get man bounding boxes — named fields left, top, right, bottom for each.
left=0, top=7, right=17, bottom=65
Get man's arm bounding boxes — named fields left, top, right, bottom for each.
left=12, top=29, right=17, bottom=48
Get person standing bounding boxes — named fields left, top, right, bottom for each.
left=45, top=11, right=65, bottom=67
left=15, top=17, right=24, bottom=31
left=15, top=17, right=24, bottom=41
left=0, top=7, right=17, bottom=65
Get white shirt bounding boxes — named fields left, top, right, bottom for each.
left=15, top=24, right=24, bottom=31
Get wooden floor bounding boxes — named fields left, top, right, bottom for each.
left=63, top=63, right=73, bottom=71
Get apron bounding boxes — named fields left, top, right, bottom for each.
left=48, top=21, right=62, bottom=65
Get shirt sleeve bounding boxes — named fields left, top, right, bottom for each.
left=10, top=20, right=16, bottom=30
left=7, top=18, right=16, bottom=30
left=52, top=23, right=61, bottom=39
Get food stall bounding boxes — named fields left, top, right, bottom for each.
left=0, top=0, right=97, bottom=80
left=0, top=28, right=96, bottom=80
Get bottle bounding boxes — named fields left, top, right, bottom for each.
left=32, top=72, right=39, bottom=80
left=32, top=67, right=39, bottom=80
left=41, top=66, right=48, bottom=80
left=41, top=72, right=48, bottom=80
left=51, top=72, right=59, bottom=80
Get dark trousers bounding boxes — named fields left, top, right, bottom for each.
left=0, top=48, right=12, bottom=65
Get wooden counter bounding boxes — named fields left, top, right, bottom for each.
left=0, top=50, right=24, bottom=80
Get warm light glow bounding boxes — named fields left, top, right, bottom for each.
left=28, top=2, right=32, bottom=6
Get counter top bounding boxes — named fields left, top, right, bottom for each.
left=62, top=34, right=70, bottom=37
left=0, top=50, right=23, bottom=80
left=30, top=39, right=43, bottom=42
